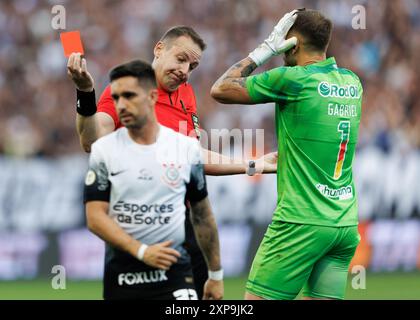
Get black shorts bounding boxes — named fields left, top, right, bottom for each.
left=103, top=248, right=197, bottom=300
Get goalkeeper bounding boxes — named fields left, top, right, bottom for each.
left=211, top=9, right=363, bottom=300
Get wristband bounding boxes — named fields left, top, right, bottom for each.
left=208, top=269, right=223, bottom=281
left=76, top=89, right=97, bottom=116
left=137, top=243, right=149, bottom=261
left=248, top=42, right=276, bottom=67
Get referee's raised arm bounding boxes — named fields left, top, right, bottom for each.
left=67, top=52, right=115, bottom=152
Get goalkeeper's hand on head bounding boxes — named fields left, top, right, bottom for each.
left=248, top=9, right=299, bottom=67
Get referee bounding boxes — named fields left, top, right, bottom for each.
left=84, top=59, right=223, bottom=300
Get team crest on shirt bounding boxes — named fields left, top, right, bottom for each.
left=161, top=163, right=182, bottom=188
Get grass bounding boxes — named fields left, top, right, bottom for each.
left=0, top=272, right=419, bottom=300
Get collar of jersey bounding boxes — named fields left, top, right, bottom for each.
left=311, top=57, right=337, bottom=68
left=123, top=125, right=165, bottom=152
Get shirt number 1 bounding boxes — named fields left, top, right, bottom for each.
left=334, top=121, right=350, bottom=180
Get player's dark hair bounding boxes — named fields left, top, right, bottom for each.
left=289, top=9, right=332, bottom=52
left=160, top=25, right=207, bottom=51
left=109, top=59, right=157, bottom=89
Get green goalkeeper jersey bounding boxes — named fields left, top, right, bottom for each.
left=246, top=57, right=363, bottom=227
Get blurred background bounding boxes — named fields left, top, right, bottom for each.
left=0, top=0, right=419, bottom=299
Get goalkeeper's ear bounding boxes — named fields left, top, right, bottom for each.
left=285, top=37, right=299, bottom=55
left=283, top=37, right=298, bottom=52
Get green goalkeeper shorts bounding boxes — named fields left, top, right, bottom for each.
left=246, top=221, right=360, bottom=300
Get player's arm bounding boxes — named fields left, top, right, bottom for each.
left=76, top=112, right=115, bottom=153
left=85, top=201, right=141, bottom=259
left=202, top=148, right=277, bottom=176
left=211, top=9, right=298, bottom=104
left=84, top=144, right=180, bottom=270
left=187, top=85, right=276, bottom=175
left=189, top=197, right=221, bottom=274
left=85, top=201, right=180, bottom=270
left=185, top=154, right=223, bottom=300
left=210, top=57, right=257, bottom=104
left=67, top=53, right=115, bottom=152
left=190, top=196, right=223, bottom=300
left=86, top=201, right=180, bottom=270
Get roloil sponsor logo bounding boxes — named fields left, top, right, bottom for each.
left=318, top=81, right=360, bottom=99
left=316, top=183, right=353, bottom=200
left=118, top=270, right=168, bottom=286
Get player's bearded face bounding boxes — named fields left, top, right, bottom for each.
left=112, top=77, right=155, bottom=129
left=154, top=36, right=201, bottom=92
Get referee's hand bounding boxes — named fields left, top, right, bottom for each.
left=67, top=52, right=94, bottom=92
left=255, top=151, right=278, bottom=174
left=203, top=279, right=224, bottom=300
left=143, top=240, right=181, bottom=270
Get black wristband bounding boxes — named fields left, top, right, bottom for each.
left=76, top=89, right=97, bottom=116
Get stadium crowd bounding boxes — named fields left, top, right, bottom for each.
left=0, top=0, right=419, bottom=157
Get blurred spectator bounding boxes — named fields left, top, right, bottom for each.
left=0, top=0, right=419, bottom=157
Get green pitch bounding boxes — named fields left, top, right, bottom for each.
left=0, top=273, right=419, bottom=300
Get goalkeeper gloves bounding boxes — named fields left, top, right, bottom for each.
left=248, top=9, right=299, bottom=66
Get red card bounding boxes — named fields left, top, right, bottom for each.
left=60, top=30, right=84, bottom=57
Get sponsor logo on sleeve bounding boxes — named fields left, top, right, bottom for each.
left=85, top=170, right=96, bottom=186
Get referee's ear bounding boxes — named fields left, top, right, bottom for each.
left=148, top=88, right=158, bottom=106
left=154, top=41, right=164, bottom=59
